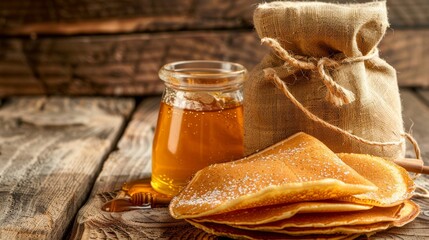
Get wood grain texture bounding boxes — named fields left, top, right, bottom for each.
left=402, top=90, right=429, bottom=162
left=417, top=89, right=429, bottom=104
left=0, top=0, right=252, bottom=35
left=0, top=28, right=427, bottom=97
left=0, top=0, right=427, bottom=35
left=380, top=29, right=429, bottom=87
left=72, top=90, right=429, bottom=240
left=72, top=97, right=215, bottom=239
left=87, top=97, right=160, bottom=195
left=0, top=31, right=268, bottom=96
left=0, top=97, right=134, bottom=239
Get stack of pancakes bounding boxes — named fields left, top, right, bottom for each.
left=169, top=133, right=419, bottom=239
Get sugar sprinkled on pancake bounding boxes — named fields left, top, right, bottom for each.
left=336, top=153, right=415, bottom=206
left=169, top=133, right=377, bottom=219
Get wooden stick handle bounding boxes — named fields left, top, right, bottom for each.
left=393, top=158, right=429, bottom=174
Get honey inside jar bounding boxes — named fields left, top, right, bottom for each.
left=152, top=101, right=244, bottom=195
left=151, top=61, right=247, bottom=196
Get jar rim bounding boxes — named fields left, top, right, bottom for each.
left=159, top=60, right=247, bottom=90
left=160, top=60, right=246, bottom=78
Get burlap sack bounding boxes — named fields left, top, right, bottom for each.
left=244, top=1, right=408, bottom=159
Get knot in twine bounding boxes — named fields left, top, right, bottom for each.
left=261, top=37, right=379, bottom=107
left=261, top=37, right=414, bottom=151
left=261, top=38, right=423, bottom=171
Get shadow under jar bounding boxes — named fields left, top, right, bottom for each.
left=151, top=60, right=247, bottom=196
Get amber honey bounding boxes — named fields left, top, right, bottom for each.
left=151, top=101, right=244, bottom=196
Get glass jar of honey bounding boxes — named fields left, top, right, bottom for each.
left=151, top=60, right=247, bottom=196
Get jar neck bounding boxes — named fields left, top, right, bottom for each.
left=162, top=85, right=243, bottom=111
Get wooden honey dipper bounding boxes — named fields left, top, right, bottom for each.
left=130, top=191, right=171, bottom=208
left=101, top=192, right=171, bottom=212
left=393, top=158, right=429, bottom=174
left=102, top=179, right=172, bottom=212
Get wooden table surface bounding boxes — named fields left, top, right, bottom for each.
left=0, top=89, right=429, bottom=239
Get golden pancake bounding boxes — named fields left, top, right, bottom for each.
left=234, top=203, right=401, bottom=230
left=186, top=200, right=419, bottom=239
left=265, top=200, right=419, bottom=236
left=186, top=219, right=360, bottom=240
left=388, top=200, right=420, bottom=226
left=336, top=153, right=415, bottom=206
left=193, top=201, right=372, bottom=225
left=169, top=133, right=377, bottom=219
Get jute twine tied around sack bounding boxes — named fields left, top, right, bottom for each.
left=261, top=37, right=422, bottom=164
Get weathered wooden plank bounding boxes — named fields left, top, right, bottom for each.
left=417, top=89, right=429, bottom=105
left=71, top=97, right=210, bottom=239
left=401, top=90, right=429, bottom=162
left=71, top=97, right=220, bottom=239
left=0, top=97, right=134, bottom=239
left=88, top=98, right=159, bottom=195
left=0, top=28, right=427, bottom=97
left=386, top=0, right=429, bottom=28
left=72, top=90, right=429, bottom=239
left=0, top=0, right=247, bottom=35
left=380, top=29, right=429, bottom=87
left=0, top=0, right=427, bottom=35
left=0, top=31, right=267, bottom=96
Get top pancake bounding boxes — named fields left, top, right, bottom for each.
left=169, top=132, right=377, bottom=219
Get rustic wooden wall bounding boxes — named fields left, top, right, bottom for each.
left=0, top=32, right=266, bottom=96
left=0, top=0, right=427, bottom=96
left=0, top=0, right=427, bottom=34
